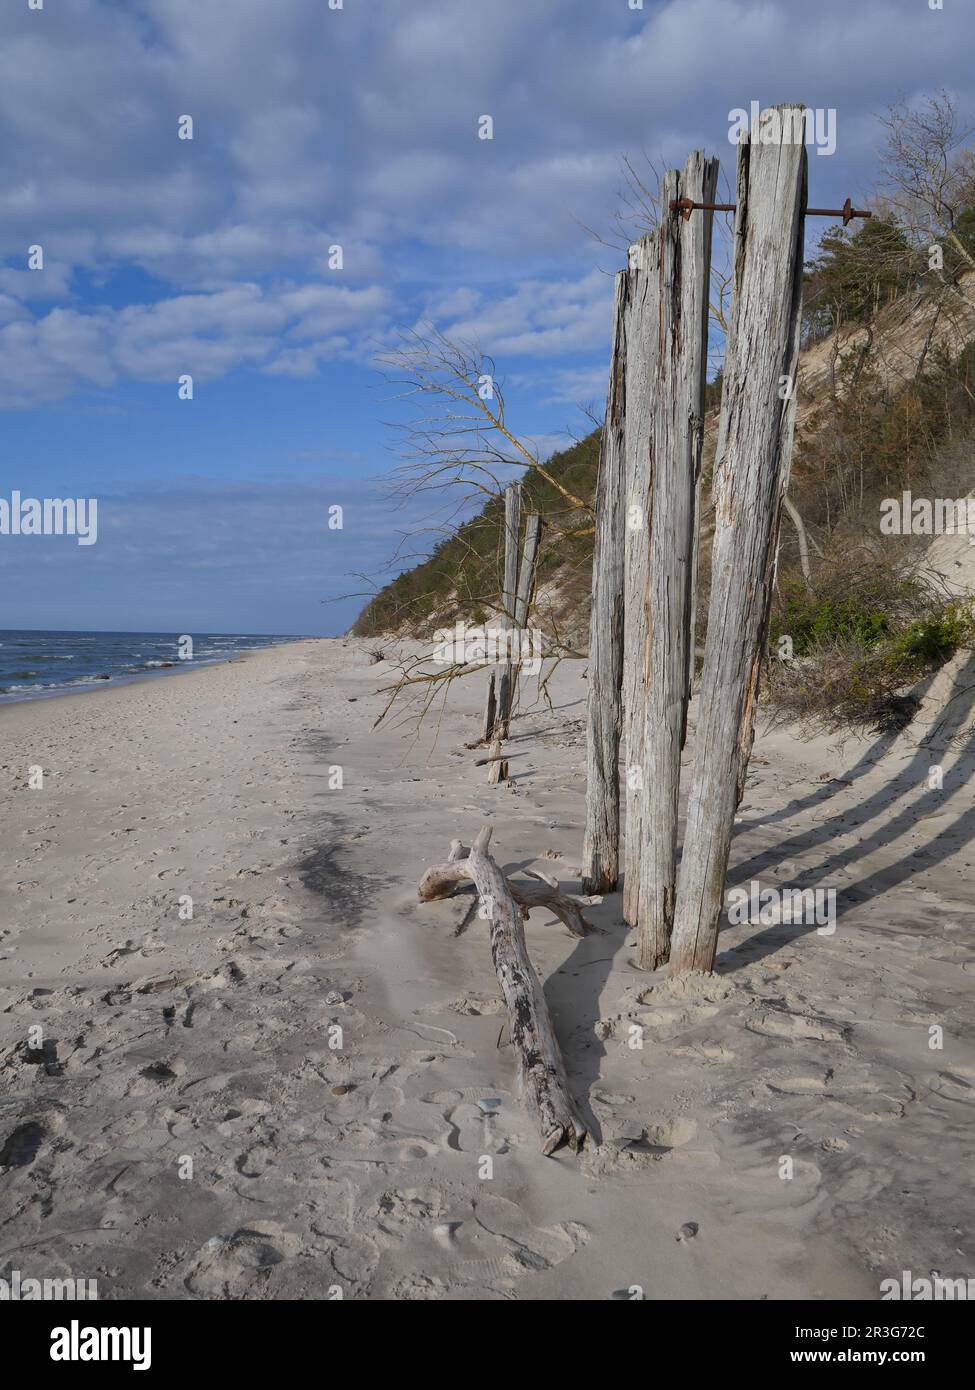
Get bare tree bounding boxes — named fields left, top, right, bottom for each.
left=377, top=326, right=592, bottom=520
left=364, top=327, right=594, bottom=733
left=878, top=91, right=975, bottom=275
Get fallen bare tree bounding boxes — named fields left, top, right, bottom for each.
left=418, top=837, right=595, bottom=938
left=417, top=827, right=588, bottom=1155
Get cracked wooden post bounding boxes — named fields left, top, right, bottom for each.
left=482, top=670, right=497, bottom=744
left=582, top=271, right=629, bottom=893
left=467, top=825, right=586, bottom=1154
left=496, top=480, right=521, bottom=735
left=636, top=152, right=719, bottom=970
left=488, top=481, right=521, bottom=783
left=490, top=511, right=542, bottom=785
left=621, top=230, right=660, bottom=925
left=670, top=105, right=807, bottom=975
left=513, top=513, right=542, bottom=630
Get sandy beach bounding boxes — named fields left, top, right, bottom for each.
left=1, top=638, right=973, bottom=1300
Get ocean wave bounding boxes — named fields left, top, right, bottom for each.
left=0, top=634, right=294, bottom=702
left=5, top=652, right=75, bottom=660
left=0, top=673, right=111, bottom=695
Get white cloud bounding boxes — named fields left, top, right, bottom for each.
left=539, top=364, right=611, bottom=409
left=0, top=281, right=391, bottom=407
left=438, top=270, right=612, bottom=359
left=0, top=473, right=431, bottom=633
left=1, top=0, right=974, bottom=408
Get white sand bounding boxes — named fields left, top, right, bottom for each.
left=1, top=639, right=972, bottom=1300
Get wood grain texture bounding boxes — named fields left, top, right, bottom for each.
left=582, top=271, right=629, bottom=893
left=418, top=840, right=594, bottom=938
left=497, top=510, right=543, bottom=766
left=467, top=825, right=587, bottom=1154
left=495, top=486, right=525, bottom=756
left=482, top=668, right=497, bottom=744
left=514, top=513, right=542, bottom=628
left=637, top=153, right=718, bottom=969
left=670, top=107, right=807, bottom=975
left=621, top=231, right=660, bottom=924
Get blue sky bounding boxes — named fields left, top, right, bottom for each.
left=2, top=0, right=974, bottom=635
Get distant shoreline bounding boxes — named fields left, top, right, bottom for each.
left=0, top=636, right=321, bottom=708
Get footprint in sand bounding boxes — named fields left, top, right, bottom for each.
left=448, top=1201, right=589, bottom=1282
left=375, top=1187, right=446, bottom=1236
left=735, top=1155, right=823, bottom=1209
left=390, top=1272, right=452, bottom=1300
left=182, top=1227, right=299, bottom=1298
left=621, top=1002, right=720, bottom=1042
left=830, top=1165, right=891, bottom=1205
left=139, top=1059, right=184, bottom=1085
left=669, top=1041, right=735, bottom=1063
left=593, top=1115, right=717, bottom=1173
left=419, top=1089, right=464, bottom=1106
left=100, top=941, right=138, bottom=967
left=746, top=1011, right=849, bottom=1044
left=0, top=1119, right=47, bottom=1168
left=440, top=992, right=506, bottom=1017
left=644, top=1116, right=698, bottom=1150
left=928, top=1069, right=975, bottom=1105
left=371, top=1191, right=589, bottom=1293
left=765, top=1075, right=831, bottom=1095
left=235, top=1142, right=276, bottom=1177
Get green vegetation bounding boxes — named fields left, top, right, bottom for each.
left=352, top=431, right=600, bottom=638
left=770, top=577, right=899, bottom=655
left=802, top=217, right=921, bottom=341
left=767, top=568, right=975, bottom=733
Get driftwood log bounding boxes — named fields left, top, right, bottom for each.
left=418, top=839, right=594, bottom=938
left=443, top=826, right=587, bottom=1154
left=670, top=106, right=807, bottom=974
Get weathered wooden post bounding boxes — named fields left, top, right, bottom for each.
left=621, top=231, right=660, bottom=924
left=489, top=495, right=542, bottom=785
left=582, top=272, right=629, bottom=893
left=514, top=513, right=542, bottom=631
left=488, top=482, right=521, bottom=783
left=491, top=511, right=542, bottom=783
left=495, top=481, right=521, bottom=734
left=482, top=670, right=497, bottom=744
left=636, top=152, right=718, bottom=969
left=670, top=105, right=807, bottom=975
left=581, top=229, right=661, bottom=909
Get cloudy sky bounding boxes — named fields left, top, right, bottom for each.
left=2, top=0, right=973, bottom=635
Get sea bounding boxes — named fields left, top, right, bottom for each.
left=0, top=630, right=301, bottom=704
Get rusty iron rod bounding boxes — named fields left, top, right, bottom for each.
left=669, top=195, right=871, bottom=226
